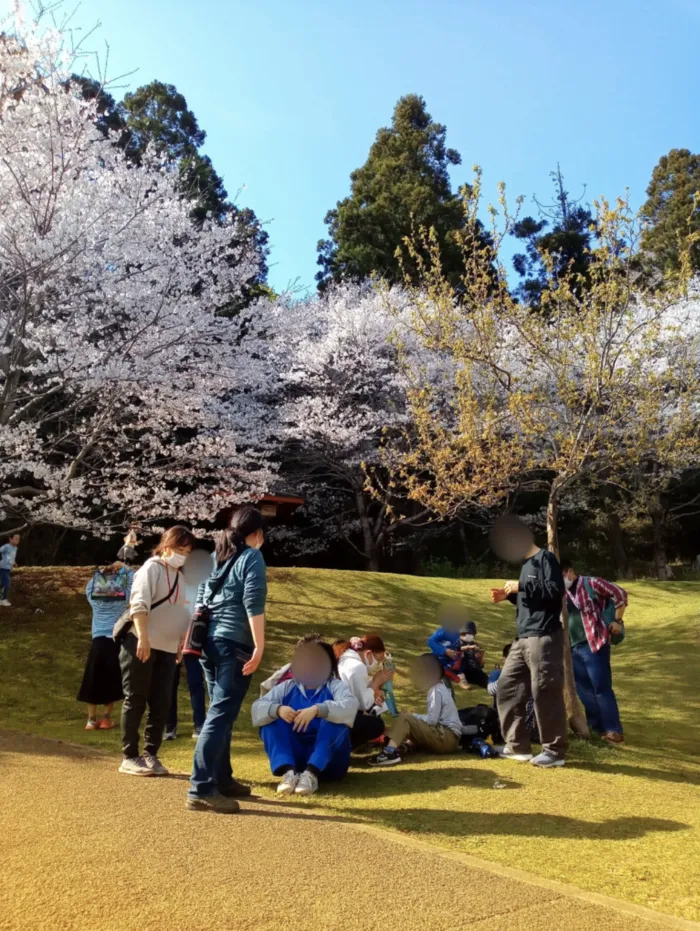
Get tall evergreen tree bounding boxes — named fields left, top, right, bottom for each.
left=316, top=94, right=469, bottom=290
left=641, top=148, right=700, bottom=274
left=511, top=166, right=594, bottom=307
left=119, top=80, right=269, bottom=304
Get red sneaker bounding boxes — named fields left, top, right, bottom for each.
left=99, top=717, right=115, bottom=730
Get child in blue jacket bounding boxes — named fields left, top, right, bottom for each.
left=427, top=604, right=488, bottom=690
left=252, top=638, right=359, bottom=798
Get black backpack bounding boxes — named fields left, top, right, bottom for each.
left=458, top=704, right=502, bottom=749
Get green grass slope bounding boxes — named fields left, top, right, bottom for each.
left=1, top=567, right=699, bottom=921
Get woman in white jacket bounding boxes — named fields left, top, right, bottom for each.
left=334, top=635, right=393, bottom=750
left=119, top=525, right=195, bottom=777
left=252, top=639, right=358, bottom=798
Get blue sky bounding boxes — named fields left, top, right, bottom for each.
left=6, top=0, right=700, bottom=292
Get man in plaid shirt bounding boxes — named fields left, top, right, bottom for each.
left=560, top=560, right=627, bottom=744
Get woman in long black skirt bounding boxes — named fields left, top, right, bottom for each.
left=78, top=562, right=134, bottom=730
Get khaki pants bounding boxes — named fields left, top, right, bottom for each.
left=497, top=629, right=568, bottom=760
left=388, top=713, right=459, bottom=753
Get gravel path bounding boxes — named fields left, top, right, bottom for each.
left=0, top=732, right=690, bottom=931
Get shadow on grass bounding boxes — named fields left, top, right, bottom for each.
left=567, top=760, right=700, bottom=786
left=256, top=765, right=522, bottom=798
left=243, top=799, right=689, bottom=841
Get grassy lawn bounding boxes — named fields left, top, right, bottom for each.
left=2, top=566, right=699, bottom=922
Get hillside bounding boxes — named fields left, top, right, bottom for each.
left=1, top=567, right=699, bottom=922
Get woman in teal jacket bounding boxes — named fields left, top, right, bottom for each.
left=187, top=506, right=267, bottom=814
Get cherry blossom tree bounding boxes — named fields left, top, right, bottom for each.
left=249, top=283, right=441, bottom=570
left=0, top=11, right=273, bottom=535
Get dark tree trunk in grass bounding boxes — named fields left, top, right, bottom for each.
left=606, top=511, right=630, bottom=580
left=547, top=483, right=590, bottom=739
left=650, top=497, right=674, bottom=580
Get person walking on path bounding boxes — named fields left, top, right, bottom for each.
left=119, top=525, right=195, bottom=777
left=187, top=506, right=267, bottom=815
left=560, top=559, right=627, bottom=744
left=0, top=532, right=20, bottom=607
left=489, top=515, right=568, bottom=769
left=78, top=561, right=134, bottom=730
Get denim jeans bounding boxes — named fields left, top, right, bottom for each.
left=188, top=637, right=252, bottom=799
left=571, top=641, right=622, bottom=735
left=0, top=568, right=11, bottom=600
left=167, top=653, right=207, bottom=733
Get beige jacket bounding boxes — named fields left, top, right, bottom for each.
left=129, top=557, right=192, bottom=654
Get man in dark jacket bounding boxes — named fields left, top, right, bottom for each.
left=489, top=515, right=567, bottom=768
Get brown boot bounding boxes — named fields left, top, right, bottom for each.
left=602, top=732, right=624, bottom=744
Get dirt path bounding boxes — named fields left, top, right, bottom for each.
left=0, top=733, right=693, bottom=931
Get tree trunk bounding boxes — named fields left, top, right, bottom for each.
left=355, top=490, right=382, bottom=572
left=606, top=511, right=630, bottom=579
left=547, top=483, right=590, bottom=739
left=650, top=498, right=674, bottom=580
left=457, top=520, right=470, bottom=565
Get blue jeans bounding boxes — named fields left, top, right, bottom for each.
left=188, top=637, right=252, bottom=799
left=262, top=717, right=351, bottom=781
left=0, top=568, right=11, bottom=600
left=167, top=654, right=207, bottom=733
left=571, top=642, right=622, bottom=735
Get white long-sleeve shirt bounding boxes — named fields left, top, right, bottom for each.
left=251, top=677, right=359, bottom=728
left=414, top=682, right=462, bottom=737
left=129, top=557, right=192, bottom=653
left=337, top=649, right=377, bottom=713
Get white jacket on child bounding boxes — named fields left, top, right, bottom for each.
left=252, top=677, right=359, bottom=728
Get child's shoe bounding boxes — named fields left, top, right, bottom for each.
left=458, top=674, right=472, bottom=690
left=277, top=771, right=300, bottom=796
left=294, top=770, right=319, bottom=796
left=369, top=747, right=402, bottom=766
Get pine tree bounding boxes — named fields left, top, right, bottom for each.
left=316, top=94, right=469, bottom=290
left=641, top=148, right=700, bottom=274
left=511, top=166, right=594, bottom=307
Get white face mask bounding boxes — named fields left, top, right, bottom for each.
left=564, top=576, right=574, bottom=591
left=251, top=531, right=264, bottom=551
left=165, top=552, right=187, bottom=569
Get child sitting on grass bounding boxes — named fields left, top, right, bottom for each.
left=252, top=637, right=359, bottom=797
left=369, top=654, right=462, bottom=766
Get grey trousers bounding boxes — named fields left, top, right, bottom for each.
left=497, top=629, right=568, bottom=759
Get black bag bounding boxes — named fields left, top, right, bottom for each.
left=113, top=567, right=181, bottom=647
left=181, top=554, right=239, bottom=658
left=458, top=704, right=501, bottom=749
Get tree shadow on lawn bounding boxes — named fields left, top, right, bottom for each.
left=256, top=765, right=523, bottom=798
left=567, top=759, right=700, bottom=786
left=245, top=799, right=688, bottom=841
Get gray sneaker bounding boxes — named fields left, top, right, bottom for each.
left=119, top=756, right=154, bottom=777
left=143, top=753, right=169, bottom=776
left=530, top=751, right=565, bottom=768
left=186, top=793, right=241, bottom=814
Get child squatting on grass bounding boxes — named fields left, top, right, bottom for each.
left=251, top=638, right=359, bottom=797
left=369, top=654, right=463, bottom=766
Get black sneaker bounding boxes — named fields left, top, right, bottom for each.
left=186, top=793, right=241, bottom=814
left=369, top=747, right=402, bottom=767
left=219, top=778, right=252, bottom=798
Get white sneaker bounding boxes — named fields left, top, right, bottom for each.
left=143, top=753, right=169, bottom=776
left=0, top=600, right=11, bottom=607
left=494, top=746, right=534, bottom=762
left=530, top=751, right=565, bottom=768
left=277, top=771, right=300, bottom=796
left=119, top=756, right=154, bottom=777
left=294, top=770, right=319, bottom=797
